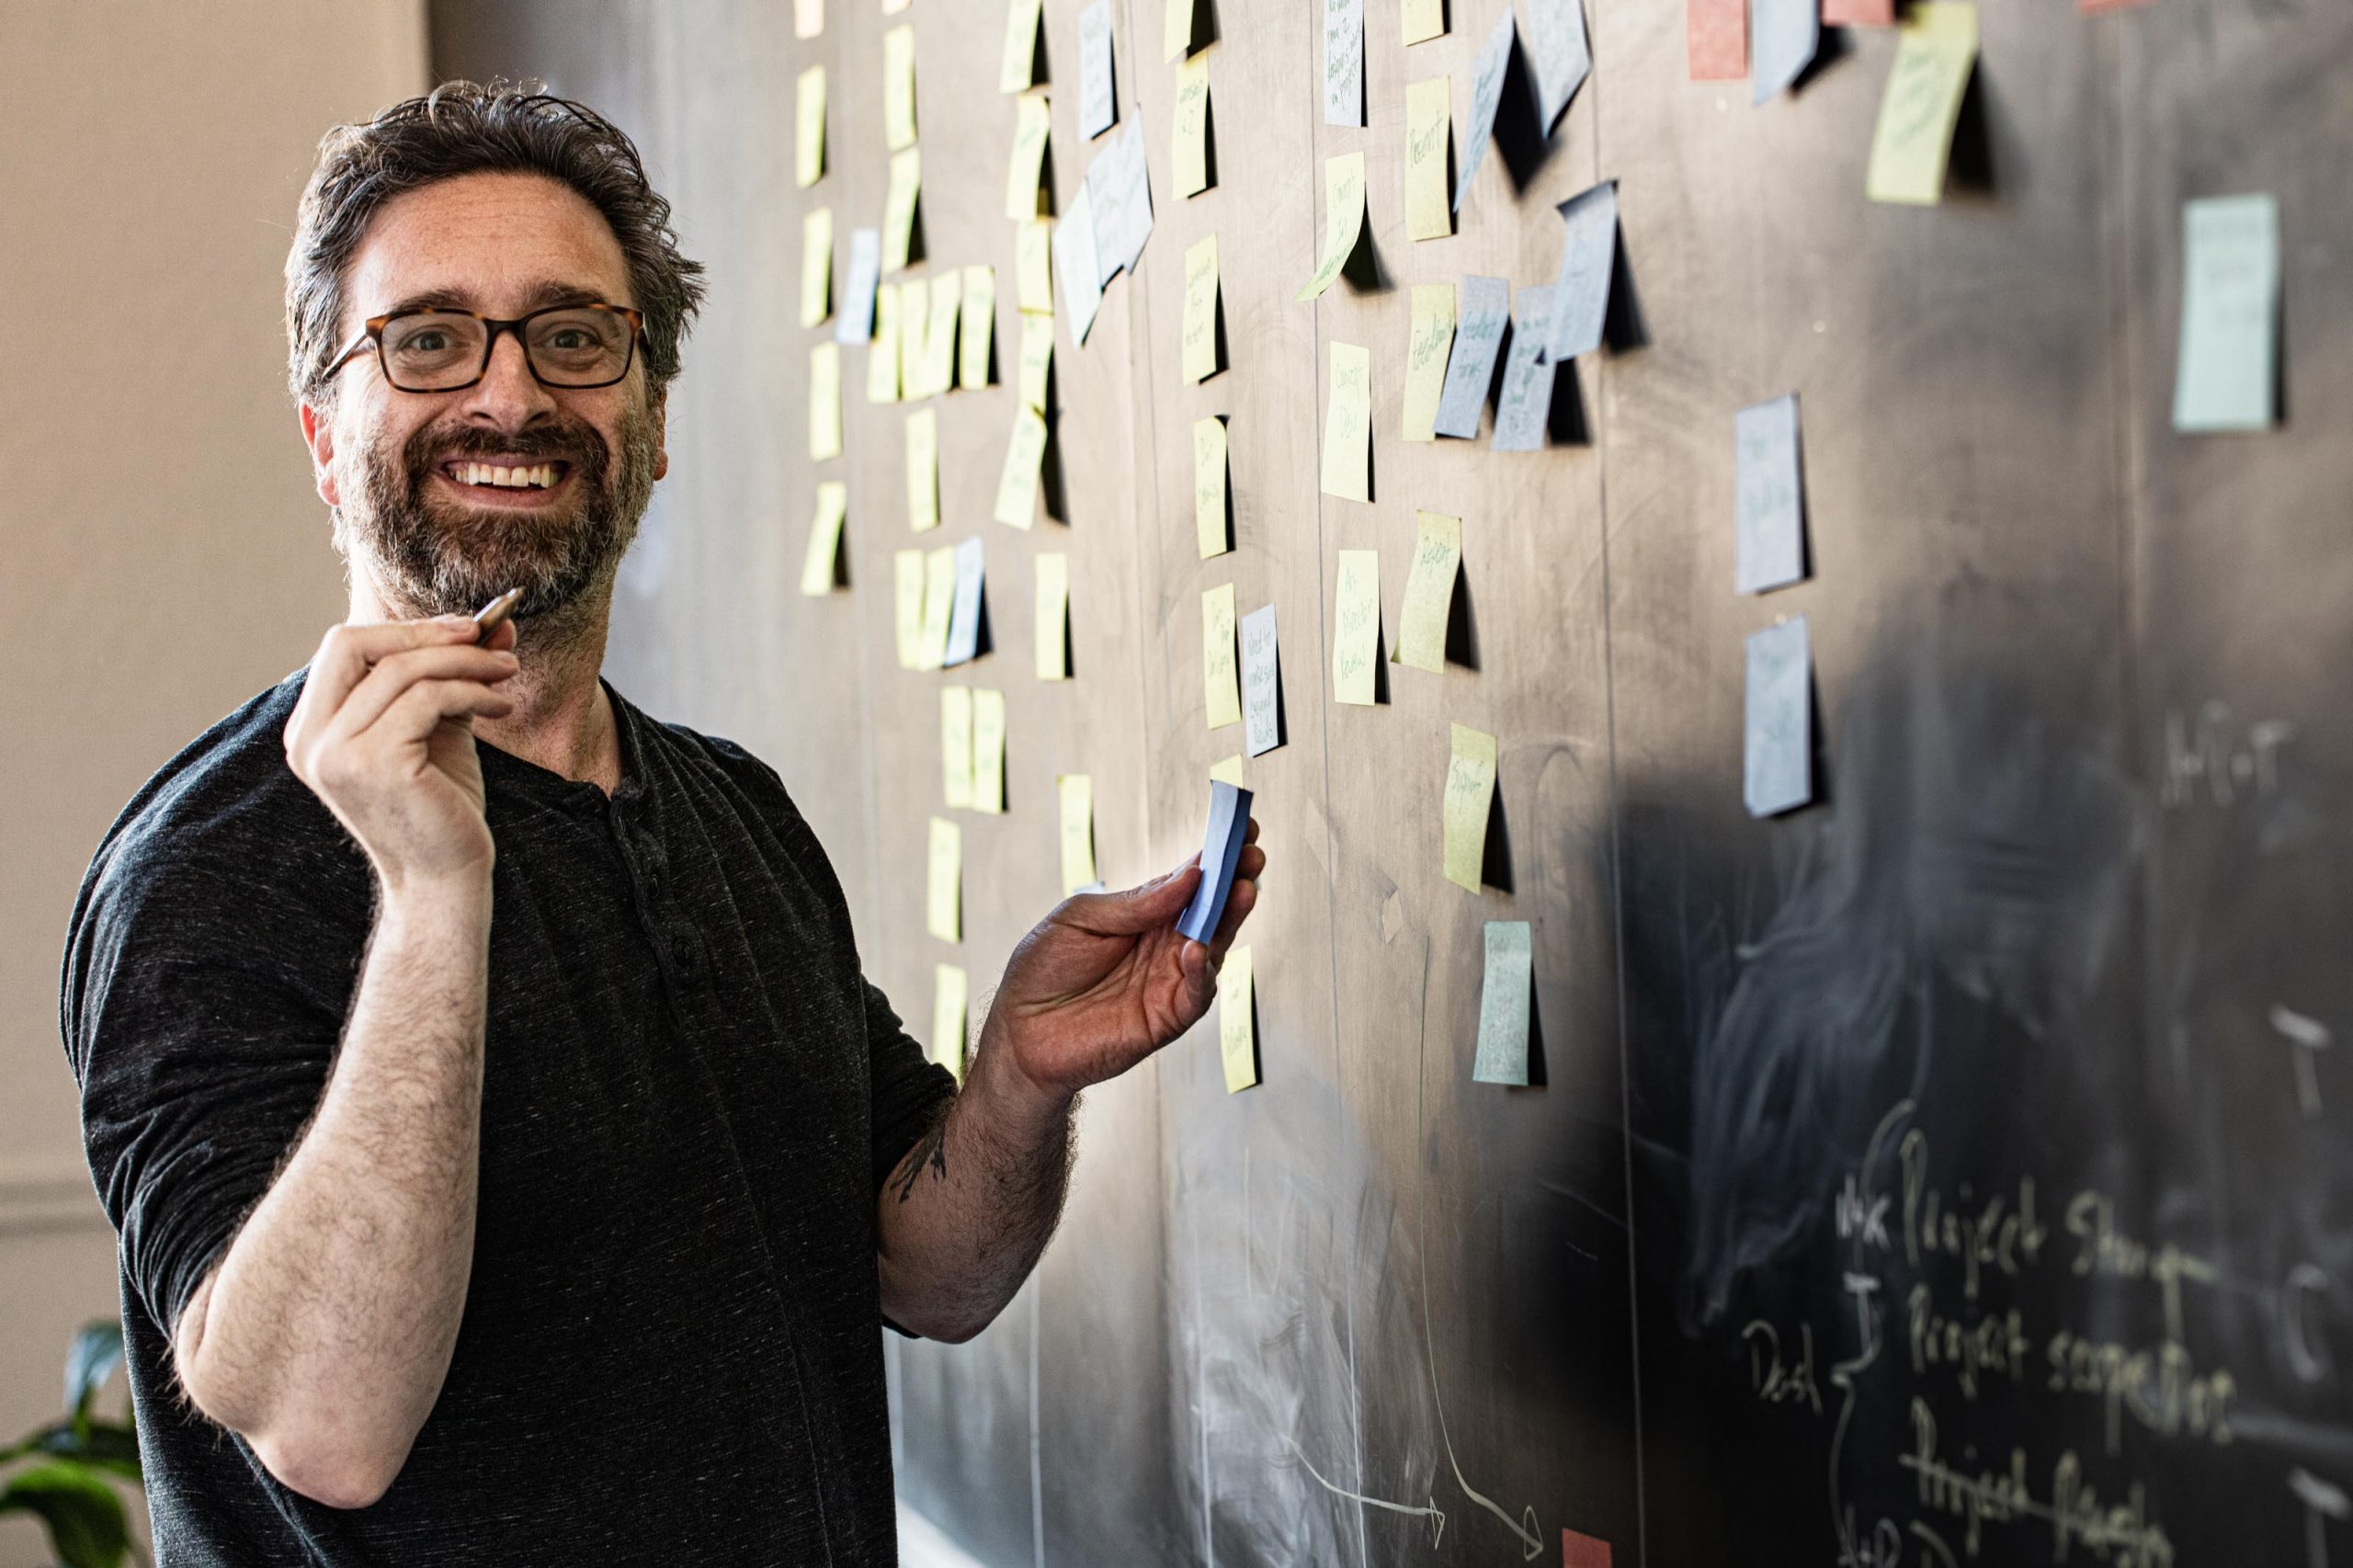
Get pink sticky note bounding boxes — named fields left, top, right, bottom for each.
left=1822, top=0, right=1894, bottom=24
left=1688, top=0, right=1746, bottom=77
left=1564, top=1530, right=1613, bottom=1568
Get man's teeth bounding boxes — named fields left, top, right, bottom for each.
left=454, top=461, right=559, bottom=489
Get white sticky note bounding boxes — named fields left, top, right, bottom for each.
left=1745, top=616, right=1812, bottom=817
left=1324, top=0, right=1365, bottom=126
left=1087, top=122, right=1154, bottom=282
left=1734, top=393, right=1805, bottom=595
left=944, top=536, right=986, bottom=667
left=1056, top=185, right=1107, bottom=346
left=835, top=228, right=881, bottom=346
left=2173, top=192, right=2281, bottom=434
left=1078, top=0, right=1118, bottom=139
left=1241, top=603, right=1282, bottom=757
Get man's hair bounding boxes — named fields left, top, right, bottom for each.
left=284, top=78, right=706, bottom=407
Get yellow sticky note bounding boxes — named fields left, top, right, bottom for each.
left=1036, top=553, right=1070, bottom=679
left=899, top=278, right=929, bottom=398
left=894, top=549, right=926, bottom=665
left=1320, top=341, right=1371, bottom=502
left=1403, top=282, right=1455, bottom=441
left=1006, top=90, right=1052, bottom=222
left=1202, top=583, right=1241, bottom=730
left=972, top=689, right=1006, bottom=812
left=796, top=0, right=824, bottom=40
left=931, top=963, right=969, bottom=1079
left=1865, top=2, right=1979, bottom=207
left=921, top=270, right=961, bottom=398
left=1209, top=754, right=1245, bottom=787
left=868, top=283, right=904, bottom=403
left=809, top=341, right=843, bottom=460
left=1393, top=509, right=1461, bottom=671
left=1001, top=0, right=1043, bottom=91
left=801, top=481, right=848, bottom=596
left=1193, top=416, right=1229, bottom=559
left=926, top=815, right=961, bottom=941
left=1404, top=77, right=1452, bottom=241
left=1442, top=723, right=1496, bottom=892
left=1058, top=773, right=1096, bottom=893
left=1165, top=0, right=1198, bottom=61
left=905, top=407, right=939, bottom=531
left=1403, top=0, right=1444, bottom=43
left=1332, top=549, right=1380, bottom=706
left=884, top=147, right=923, bottom=271
left=1297, top=152, right=1367, bottom=301
left=1219, top=943, right=1257, bottom=1092
left=801, top=207, right=834, bottom=328
left=1017, top=312, right=1055, bottom=412
left=1016, top=221, right=1055, bottom=312
left=994, top=404, right=1050, bottom=529
left=797, top=66, right=827, bottom=187
left=941, top=686, right=974, bottom=808
left=960, top=265, right=995, bottom=390
left=884, top=25, right=919, bottom=151
left=1172, top=54, right=1212, bottom=199
left=1182, top=234, right=1221, bottom=383
left=919, top=546, right=956, bottom=669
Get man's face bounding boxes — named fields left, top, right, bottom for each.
left=301, top=170, right=670, bottom=622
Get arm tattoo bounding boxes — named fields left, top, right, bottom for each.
left=890, top=1104, right=952, bottom=1204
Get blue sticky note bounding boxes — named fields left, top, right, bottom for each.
left=944, top=538, right=985, bottom=667
left=1472, top=921, right=1533, bottom=1085
left=1178, top=781, right=1253, bottom=943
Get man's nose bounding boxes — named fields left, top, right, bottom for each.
left=459, top=327, right=558, bottom=427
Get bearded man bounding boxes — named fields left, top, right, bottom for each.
left=60, top=81, right=1261, bottom=1564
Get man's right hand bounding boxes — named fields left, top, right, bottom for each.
left=283, top=614, right=521, bottom=891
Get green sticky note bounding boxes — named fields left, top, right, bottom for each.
left=1442, top=723, right=1496, bottom=892
left=1472, top=920, right=1532, bottom=1085
left=1863, top=2, right=1977, bottom=207
left=2173, top=192, right=2280, bottom=433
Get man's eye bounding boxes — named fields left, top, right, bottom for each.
left=401, top=330, right=450, bottom=353
left=548, top=329, right=593, bottom=349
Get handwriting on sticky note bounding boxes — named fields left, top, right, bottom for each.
left=1544, top=180, right=1617, bottom=363
left=919, top=546, right=957, bottom=669
left=1202, top=584, right=1241, bottom=730
left=994, top=405, right=1049, bottom=528
left=836, top=227, right=881, bottom=347
left=944, top=536, right=985, bottom=668
left=1456, top=8, right=1516, bottom=212
left=1173, top=54, right=1212, bottom=197
left=1403, top=283, right=1456, bottom=441
left=1442, top=722, right=1496, bottom=892
left=1078, top=0, right=1117, bottom=139
left=2173, top=192, right=2280, bottom=433
left=926, top=815, right=961, bottom=942
left=1320, top=341, right=1372, bottom=502
left=809, top=342, right=843, bottom=460
left=920, top=272, right=961, bottom=399
left=904, top=407, right=938, bottom=531
left=895, top=550, right=926, bottom=666
left=899, top=277, right=930, bottom=397
left=1750, top=0, right=1817, bottom=105
left=1745, top=616, right=1812, bottom=817
left=1035, top=552, right=1070, bottom=679
left=867, top=280, right=902, bottom=402
left=1332, top=549, right=1381, bottom=706
left=1394, top=510, right=1461, bottom=672
left=884, top=146, right=922, bottom=271
left=797, top=66, right=827, bottom=187
left=961, top=265, right=995, bottom=390
left=1183, top=234, right=1221, bottom=383
left=932, top=963, right=968, bottom=1078
left=1298, top=152, right=1367, bottom=300
left=941, top=686, right=974, bottom=808
left=1018, top=312, right=1055, bottom=413
left=1734, top=393, right=1805, bottom=594
left=1001, top=0, right=1044, bottom=92
left=1219, top=943, right=1257, bottom=1093
left=1086, top=122, right=1154, bottom=280
left=1522, top=0, right=1590, bottom=134
left=1404, top=77, right=1452, bottom=242
left=1056, top=187, right=1106, bottom=345
left=884, top=24, right=918, bottom=149
left=1006, top=89, right=1051, bottom=222
left=1688, top=0, right=1745, bottom=80
left=1210, top=755, right=1245, bottom=787
left=1864, top=2, right=1978, bottom=207
left=1058, top=774, right=1096, bottom=893
left=1242, top=603, right=1282, bottom=757
left=801, top=482, right=847, bottom=597
left=1493, top=284, right=1558, bottom=451
left=1472, top=920, right=1532, bottom=1085
left=801, top=208, right=833, bottom=328
left=1194, top=416, right=1230, bottom=559
left=972, top=689, right=1006, bottom=813
left=1324, top=0, right=1364, bottom=125
left=1017, top=221, right=1054, bottom=313
left=1434, top=275, right=1508, bottom=438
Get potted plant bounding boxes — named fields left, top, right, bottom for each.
left=0, top=1321, right=146, bottom=1567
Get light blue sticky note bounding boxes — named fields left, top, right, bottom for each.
left=1077, top=0, right=1117, bottom=140
left=1492, top=285, right=1557, bottom=452
left=1541, top=181, right=1617, bottom=365
left=1241, top=604, right=1282, bottom=757
left=1434, top=275, right=1511, bottom=439
left=2172, top=193, right=2280, bottom=434
left=1752, top=0, right=1818, bottom=106
left=834, top=228, right=881, bottom=347
left=1744, top=616, right=1812, bottom=817
left=1472, top=921, right=1533, bottom=1085
left=1086, top=122, right=1154, bottom=284
left=1454, top=8, right=1516, bottom=214
left=1178, top=781, right=1254, bottom=943
left=1522, top=0, right=1591, bottom=136
left=1734, top=393, right=1805, bottom=595
left=944, top=537, right=985, bottom=667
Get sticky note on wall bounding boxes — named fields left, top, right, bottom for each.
left=1433, top=275, right=1509, bottom=438
left=1035, top=553, right=1070, bottom=679
left=1404, top=77, right=1452, bottom=241
left=1455, top=9, right=1515, bottom=213
left=1403, top=0, right=1444, bottom=44
left=919, top=272, right=962, bottom=400
left=2173, top=192, right=2280, bottom=433
left=797, top=66, right=827, bottom=187
left=884, top=24, right=918, bottom=150
left=1194, top=417, right=1230, bottom=558
left=1751, top=0, right=1818, bottom=105
left=1241, top=604, right=1282, bottom=757
left=884, top=148, right=923, bottom=272
left=1522, top=0, right=1591, bottom=133
left=972, top=689, right=1006, bottom=813
left=1166, top=0, right=1200, bottom=61
left=919, top=546, right=956, bottom=670
left=1687, top=0, right=1745, bottom=80
left=1017, top=222, right=1055, bottom=315
left=868, top=283, right=903, bottom=402
left=1543, top=181, right=1618, bottom=364
left=1007, top=89, right=1052, bottom=221
left=894, top=550, right=926, bottom=666
left=1332, top=549, right=1381, bottom=706
left=1078, top=0, right=1117, bottom=140
left=1001, top=0, right=1043, bottom=91
left=904, top=408, right=939, bottom=531
left=961, top=265, right=995, bottom=390
left=837, top=227, right=881, bottom=347
left=944, top=537, right=986, bottom=667
left=926, top=815, right=961, bottom=942
left=1018, top=313, right=1055, bottom=412
left=1320, top=341, right=1372, bottom=501
left=1393, top=509, right=1461, bottom=673
left=1202, top=583, right=1242, bottom=730
left=1058, top=774, right=1097, bottom=894
left=1442, top=723, right=1497, bottom=892
left=1472, top=920, right=1533, bottom=1085
left=1493, top=285, right=1559, bottom=452
left=1173, top=54, right=1212, bottom=198
left=1182, top=234, right=1222, bottom=383
left=1733, top=393, right=1805, bottom=594
left=1298, top=152, right=1367, bottom=301
left=932, top=963, right=969, bottom=1079
left=1744, top=616, right=1812, bottom=817
left=801, top=482, right=847, bottom=596
left=1563, top=1528, right=1614, bottom=1568
left=995, top=405, right=1050, bottom=529
left=1218, top=943, right=1257, bottom=1093
left=1056, top=186, right=1107, bottom=345
left=1403, top=283, right=1457, bottom=441
left=801, top=208, right=834, bottom=328
left=1324, top=0, right=1365, bottom=127
left=809, top=342, right=843, bottom=460
left=941, top=686, right=974, bottom=808
left=1864, top=2, right=1978, bottom=207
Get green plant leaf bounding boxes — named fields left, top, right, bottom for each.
left=65, top=1321, right=126, bottom=1434
left=0, top=1460, right=131, bottom=1568
left=15, top=1419, right=143, bottom=1481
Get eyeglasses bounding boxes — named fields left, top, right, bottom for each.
left=328, top=301, right=646, bottom=392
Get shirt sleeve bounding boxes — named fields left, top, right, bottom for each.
left=62, top=835, right=352, bottom=1342
left=860, top=974, right=957, bottom=1197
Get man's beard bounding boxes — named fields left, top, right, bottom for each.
left=335, top=402, right=659, bottom=627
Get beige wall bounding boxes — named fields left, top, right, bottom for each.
left=0, top=4, right=424, bottom=1559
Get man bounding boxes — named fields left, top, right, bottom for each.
left=60, top=81, right=1262, bottom=1563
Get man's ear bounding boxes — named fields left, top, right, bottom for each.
left=298, top=400, right=342, bottom=507
left=651, top=389, right=669, bottom=483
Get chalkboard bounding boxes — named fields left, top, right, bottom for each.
left=434, top=1, right=2353, bottom=1562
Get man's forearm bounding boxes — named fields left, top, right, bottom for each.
left=176, top=873, right=491, bottom=1507
left=875, top=1026, right=1075, bottom=1343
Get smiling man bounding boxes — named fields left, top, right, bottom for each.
left=60, top=81, right=1260, bottom=1564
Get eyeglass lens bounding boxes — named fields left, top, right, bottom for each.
left=380, top=309, right=633, bottom=390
